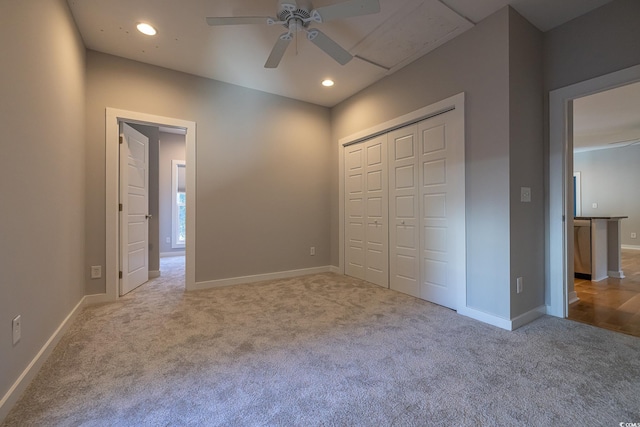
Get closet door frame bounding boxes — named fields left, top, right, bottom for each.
left=338, top=92, right=466, bottom=310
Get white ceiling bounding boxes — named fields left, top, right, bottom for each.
left=67, top=0, right=613, bottom=107
left=574, top=81, right=640, bottom=152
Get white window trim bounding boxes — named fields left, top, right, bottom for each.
left=171, top=159, right=186, bottom=249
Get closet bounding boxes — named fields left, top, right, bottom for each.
left=344, top=109, right=465, bottom=310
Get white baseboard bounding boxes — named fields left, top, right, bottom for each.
left=329, top=265, right=341, bottom=274
left=161, top=252, right=185, bottom=258
left=149, top=270, right=161, bottom=279
left=84, top=293, right=114, bottom=305
left=0, top=296, right=87, bottom=422
left=568, top=291, right=579, bottom=305
left=510, top=305, right=547, bottom=330
left=608, top=270, right=625, bottom=279
left=621, top=244, right=640, bottom=251
left=458, top=306, right=512, bottom=330
left=191, top=266, right=334, bottom=291
left=458, top=305, right=546, bottom=331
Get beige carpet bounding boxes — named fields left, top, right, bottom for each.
left=3, top=256, right=640, bottom=426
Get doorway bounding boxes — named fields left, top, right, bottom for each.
left=566, top=81, right=640, bottom=336
left=105, top=108, right=196, bottom=301
left=547, top=64, right=640, bottom=318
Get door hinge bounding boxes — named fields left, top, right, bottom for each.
left=119, top=203, right=123, bottom=212
left=119, top=135, right=123, bottom=144
left=119, top=271, right=123, bottom=279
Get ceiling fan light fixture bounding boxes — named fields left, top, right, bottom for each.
left=322, top=79, right=335, bottom=87
left=137, top=22, right=157, bottom=36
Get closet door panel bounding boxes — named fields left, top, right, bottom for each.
left=344, top=135, right=388, bottom=287
left=419, top=117, right=463, bottom=309
left=364, top=136, right=388, bottom=287
left=388, top=125, right=420, bottom=297
left=345, top=144, right=365, bottom=280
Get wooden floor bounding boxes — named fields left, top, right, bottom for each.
left=569, top=249, right=640, bottom=337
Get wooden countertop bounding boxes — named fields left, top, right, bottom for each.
left=575, top=216, right=628, bottom=220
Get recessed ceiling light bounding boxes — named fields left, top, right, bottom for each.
left=322, top=79, right=335, bottom=87
left=137, top=23, right=157, bottom=36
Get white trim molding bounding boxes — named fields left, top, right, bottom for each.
left=548, top=64, right=640, bottom=318
left=193, top=266, right=334, bottom=291
left=161, top=252, right=186, bottom=258
left=0, top=297, right=87, bottom=421
left=621, top=244, right=640, bottom=251
left=459, top=305, right=547, bottom=331
left=105, top=108, right=196, bottom=299
left=568, top=291, right=579, bottom=305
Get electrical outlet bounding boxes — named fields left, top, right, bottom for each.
left=310, top=247, right=316, bottom=256
left=520, top=187, right=531, bottom=203
left=516, top=277, right=523, bottom=294
left=90, top=265, right=102, bottom=279
left=12, top=315, right=21, bottom=345
left=632, top=232, right=637, bottom=239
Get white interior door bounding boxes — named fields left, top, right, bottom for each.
left=418, top=115, right=465, bottom=309
left=120, top=123, right=150, bottom=295
left=389, top=125, right=420, bottom=297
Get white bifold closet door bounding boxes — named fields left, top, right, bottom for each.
left=344, top=134, right=389, bottom=288
left=345, top=109, right=464, bottom=309
left=389, top=113, right=464, bottom=309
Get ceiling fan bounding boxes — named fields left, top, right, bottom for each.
left=206, top=0, right=381, bottom=68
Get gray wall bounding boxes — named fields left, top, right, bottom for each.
left=159, top=132, right=186, bottom=255
left=543, top=0, right=640, bottom=93
left=0, top=0, right=86, bottom=407
left=574, top=146, right=640, bottom=247
left=129, top=124, right=161, bottom=274
left=85, top=51, right=332, bottom=292
left=332, top=8, right=514, bottom=319
left=508, top=10, right=545, bottom=317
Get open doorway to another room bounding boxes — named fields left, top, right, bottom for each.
left=120, top=123, right=187, bottom=295
left=568, top=81, right=640, bottom=337
left=105, top=108, right=196, bottom=301
left=126, top=124, right=187, bottom=291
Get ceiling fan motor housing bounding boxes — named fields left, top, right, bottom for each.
left=277, top=1, right=313, bottom=30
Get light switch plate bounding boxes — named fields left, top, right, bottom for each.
left=520, top=187, right=531, bottom=203
left=90, top=265, right=102, bottom=279
left=12, top=315, right=21, bottom=345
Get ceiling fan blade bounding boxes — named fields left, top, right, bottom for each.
left=206, top=16, right=269, bottom=26
left=307, top=29, right=353, bottom=65
left=312, top=0, right=380, bottom=23
left=265, top=34, right=292, bottom=68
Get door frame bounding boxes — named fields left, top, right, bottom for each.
left=547, top=64, right=640, bottom=317
left=338, top=92, right=466, bottom=309
left=106, top=108, right=197, bottom=300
